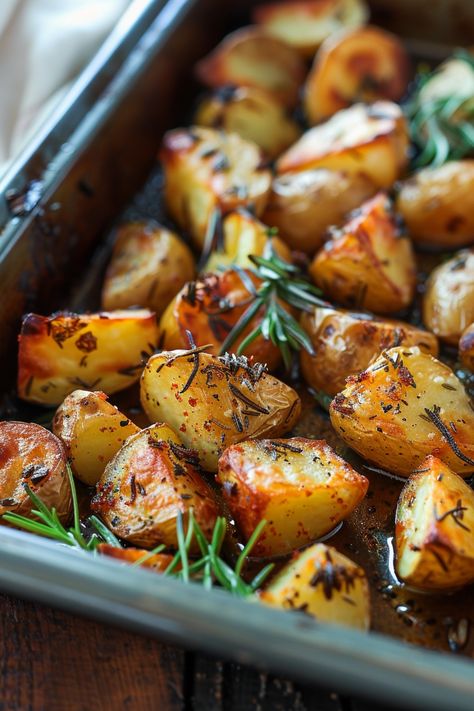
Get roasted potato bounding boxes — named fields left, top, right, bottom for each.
left=309, top=193, right=416, bottom=314
left=18, top=309, right=159, bottom=407
left=98, top=544, right=174, bottom=572
left=259, top=542, right=370, bottom=630
left=101, top=221, right=195, bottom=316
left=396, top=456, right=474, bottom=591
left=277, top=102, right=409, bottom=189
left=161, top=126, right=272, bottom=249
left=217, top=437, right=368, bottom=557
left=422, top=249, right=474, bottom=345
left=53, top=390, right=140, bottom=486
left=0, top=421, right=71, bottom=522
left=304, top=25, right=410, bottom=123
left=195, top=27, right=306, bottom=108
left=92, top=423, right=219, bottom=549
left=262, top=169, right=376, bottom=254
left=195, top=86, right=301, bottom=160
left=140, top=350, right=301, bottom=471
left=459, top=323, right=474, bottom=372
left=300, top=306, right=438, bottom=396
left=330, top=346, right=474, bottom=477
left=252, top=0, right=368, bottom=58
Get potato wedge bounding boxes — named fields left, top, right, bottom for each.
left=253, top=0, right=368, bottom=58
left=52, top=390, right=140, bottom=486
left=304, top=26, right=410, bottom=123
left=459, top=323, right=474, bottom=372
left=195, top=86, right=301, bottom=160
left=92, top=423, right=219, bottom=549
left=101, top=221, right=195, bottom=316
left=161, top=126, right=272, bottom=249
left=309, top=193, right=416, bottom=314
left=259, top=543, right=370, bottom=630
left=98, top=544, right=174, bottom=572
left=195, top=27, right=306, bottom=108
left=0, top=421, right=71, bottom=522
left=277, top=102, right=409, bottom=189
left=330, top=346, right=474, bottom=477
left=300, top=306, right=438, bottom=396
left=422, top=250, right=474, bottom=345
left=217, top=437, right=368, bottom=557
left=140, top=350, right=301, bottom=471
left=396, top=456, right=474, bottom=591
left=18, top=309, right=159, bottom=406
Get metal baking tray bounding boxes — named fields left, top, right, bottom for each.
left=0, top=0, right=473, bottom=708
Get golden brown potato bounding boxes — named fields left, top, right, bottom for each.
left=309, top=193, right=416, bottom=314
left=259, top=542, right=370, bottom=629
left=18, top=309, right=159, bottom=407
left=0, top=421, right=71, bottom=523
left=92, top=423, right=219, bottom=549
left=252, top=0, right=368, bottom=58
left=304, top=25, right=410, bottom=123
left=396, top=456, right=474, bottom=591
left=330, top=346, right=474, bottom=477
left=300, top=306, right=438, bottom=396
left=195, top=27, right=306, bottom=108
left=161, top=126, right=272, bottom=249
left=140, top=350, right=301, bottom=471
left=422, top=249, right=474, bottom=345
left=262, top=169, right=376, bottom=254
left=98, top=544, right=175, bottom=572
left=217, top=437, right=368, bottom=557
left=459, top=323, right=474, bottom=372
left=53, top=390, right=140, bottom=486
left=195, top=86, right=301, bottom=160
left=277, top=102, right=409, bottom=189
left=101, top=221, right=195, bottom=316
left=396, top=161, right=474, bottom=250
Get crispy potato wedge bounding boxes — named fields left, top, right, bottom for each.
left=276, top=102, right=409, bottom=189
left=396, top=456, right=474, bottom=591
left=0, top=421, right=71, bottom=522
left=98, top=544, right=174, bottom=572
left=92, top=423, right=219, bottom=549
left=396, top=161, right=474, bottom=250
left=18, top=309, right=159, bottom=407
left=262, top=169, right=376, bottom=254
left=195, top=86, right=301, bottom=160
left=459, top=323, right=474, bottom=372
left=304, top=25, right=410, bottom=123
left=309, top=193, right=416, bottom=314
left=195, top=27, right=306, bottom=108
left=259, top=542, right=370, bottom=629
left=217, top=437, right=368, bottom=557
left=101, top=221, right=195, bottom=316
left=140, top=350, right=301, bottom=471
left=161, top=126, right=272, bottom=249
left=422, top=249, right=474, bottom=345
left=330, top=346, right=474, bottom=477
left=52, top=390, right=140, bottom=486
left=253, top=0, right=368, bottom=58
left=300, top=306, right=438, bottom=396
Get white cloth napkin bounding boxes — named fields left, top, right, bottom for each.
left=0, top=0, right=130, bottom=175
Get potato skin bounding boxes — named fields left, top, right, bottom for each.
left=53, top=390, right=140, bottom=486
left=98, top=544, right=174, bottom=572
left=309, top=193, right=416, bottom=314
left=92, top=423, right=219, bottom=549
left=140, top=350, right=301, bottom=472
left=217, top=437, right=368, bottom=557
left=18, top=309, right=159, bottom=406
left=396, top=456, right=474, bottom=591
left=101, top=221, right=195, bottom=316
left=422, top=249, right=474, bottom=345
left=459, top=323, right=474, bottom=372
left=259, top=543, right=370, bottom=630
left=300, top=307, right=438, bottom=397
left=262, top=169, right=376, bottom=254
left=330, top=346, right=474, bottom=477
left=0, top=421, right=71, bottom=523
left=396, top=161, right=474, bottom=250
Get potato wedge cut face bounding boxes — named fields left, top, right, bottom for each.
left=396, top=457, right=474, bottom=590
left=217, top=437, right=368, bottom=556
